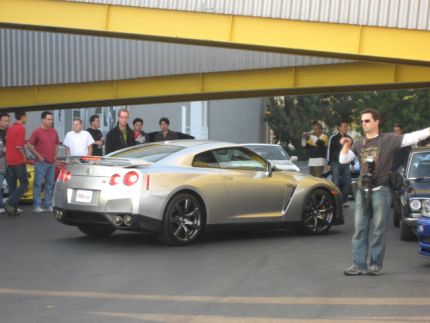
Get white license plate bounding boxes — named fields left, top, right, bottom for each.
left=75, top=190, right=93, bottom=203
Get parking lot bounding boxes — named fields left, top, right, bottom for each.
left=0, top=204, right=430, bottom=323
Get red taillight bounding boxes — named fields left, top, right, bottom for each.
left=146, top=174, right=150, bottom=191
left=59, top=169, right=71, bottom=182
left=124, top=171, right=139, bottom=186
left=110, top=174, right=121, bottom=185
left=57, top=169, right=64, bottom=181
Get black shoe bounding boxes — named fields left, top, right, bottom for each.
left=334, top=216, right=345, bottom=225
left=4, top=202, right=17, bottom=216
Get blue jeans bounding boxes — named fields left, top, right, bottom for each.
left=7, top=164, right=28, bottom=207
left=352, top=186, right=391, bottom=269
left=33, top=161, right=55, bottom=209
left=332, top=162, right=352, bottom=202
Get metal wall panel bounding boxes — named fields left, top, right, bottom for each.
left=69, top=0, right=430, bottom=30
left=0, top=28, right=348, bottom=87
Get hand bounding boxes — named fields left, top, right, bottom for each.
left=37, top=155, right=44, bottom=162
left=340, top=137, right=352, bottom=146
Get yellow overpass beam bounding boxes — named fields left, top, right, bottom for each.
left=1, top=0, right=430, bottom=66
left=1, top=62, right=430, bottom=111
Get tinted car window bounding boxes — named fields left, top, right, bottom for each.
left=192, top=151, right=219, bottom=168
left=408, top=151, right=430, bottom=178
left=109, top=144, right=184, bottom=162
left=213, top=148, right=267, bottom=171
left=244, top=145, right=290, bottom=160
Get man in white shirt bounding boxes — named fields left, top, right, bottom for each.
left=301, top=122, right=328, bottom=177
left=63, top=119, right=94, bottom=156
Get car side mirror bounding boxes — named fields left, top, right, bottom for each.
left=290, top=156, right=298, bottom=162
left=265, top=162, right=273, bottom=177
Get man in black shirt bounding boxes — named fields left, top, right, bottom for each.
left=153, top=117, right=178, bottom=142
left=86, top=115, right=104, bottom=156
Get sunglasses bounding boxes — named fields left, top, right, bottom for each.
left=361, top=119, right=372, bottom=124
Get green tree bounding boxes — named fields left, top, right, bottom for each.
left=267, top=88, right=430, bottom=160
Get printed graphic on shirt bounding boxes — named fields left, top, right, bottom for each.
left=359, top=144, right=379, bottom=174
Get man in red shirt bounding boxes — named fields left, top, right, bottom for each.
left=5, top=111, right=28, bottom=216
left=27, top=111, right=60, bottom=213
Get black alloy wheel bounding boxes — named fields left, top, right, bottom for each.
left=77, top=224, right=116, bottom=238
left=158, top=193, right=204, bottom=245
left=300, top=189, right=335, bottom=235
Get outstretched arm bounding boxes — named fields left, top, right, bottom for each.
left=401, top=128, right=430, bottom=147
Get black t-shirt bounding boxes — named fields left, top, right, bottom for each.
left=352, top=133, right=403, bottom=187
left=86, top=128, right=103, bottom=156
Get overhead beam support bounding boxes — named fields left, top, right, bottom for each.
left=1, top=0, right=430, bottom=66
left=1, top=62, right=430, bottom=111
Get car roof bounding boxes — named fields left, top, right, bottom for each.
left=242, top=143, right=281, bottom=147
left=411, top=147, right=430, bottom=153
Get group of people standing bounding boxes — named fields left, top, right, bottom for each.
left=63, top=109, right=179, bottom=156
left=0, top=108, right=179, bottom=216
left=302, top=110, right=430, bottom=276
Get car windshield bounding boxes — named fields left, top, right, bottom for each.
left=407, top=151, right=430, bottom=178
left=109, top=144, right=185, bottom=163
left=244, top=145, right=290, bottom=160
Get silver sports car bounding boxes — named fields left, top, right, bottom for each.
left=53, top=141, right=344, bottom=245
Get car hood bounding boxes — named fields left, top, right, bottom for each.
left=408, top=180, right=430, bottom=197
left=269, top=159, right=300, bottom=172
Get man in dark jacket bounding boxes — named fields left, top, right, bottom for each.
left=327, top=120, right=353, bottom=206
left=153, top=117, right=178, bottom=142
left=105, top=109, right=135, bottom=154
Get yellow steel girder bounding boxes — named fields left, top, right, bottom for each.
left=1, top=62, right=430, bottom=110
left=0, top=0, right=430, bottom=66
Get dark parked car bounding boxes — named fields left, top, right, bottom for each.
left=397, top=147, right=430, bottom=241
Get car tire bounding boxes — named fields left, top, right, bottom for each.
left=400, top=206, right=416, bottom=241
left=77, top=224, right=116, bottom=238
left=393, top=191, right=401, bottom=228
left=299, top=189, right=335, bottom=235
left=157, top=193, right=204, bottom=246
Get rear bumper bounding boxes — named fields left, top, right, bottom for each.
left=53, top=208, right=162, bottom=233
left=417, top=217, right=430, bottom=258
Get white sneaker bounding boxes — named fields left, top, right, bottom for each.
left=0, top=208, right=5, bottom=214
left=16, top=208, right=23, bottom=214
left=33, top=207, right=45, bottom=213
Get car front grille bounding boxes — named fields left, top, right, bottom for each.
left=422, top=237, right=430, bottom=244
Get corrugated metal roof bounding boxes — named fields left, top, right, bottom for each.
left=68, top=0, right=430, bottom=31
left=0, top=28, right=349, bottom=87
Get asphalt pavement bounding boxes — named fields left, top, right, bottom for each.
left=0, top=204, right=429, bottom=323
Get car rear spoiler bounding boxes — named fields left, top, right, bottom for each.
left=67, top=156, right=153, bottom=167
